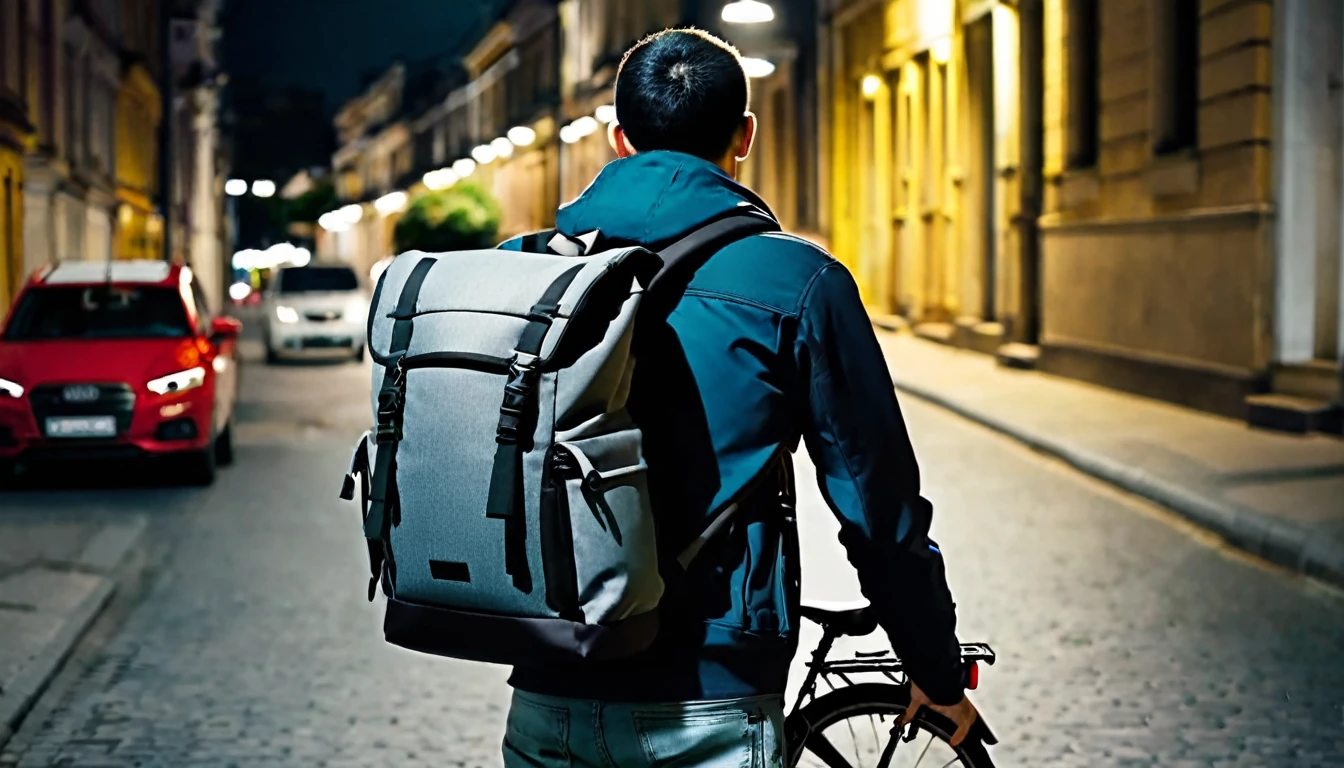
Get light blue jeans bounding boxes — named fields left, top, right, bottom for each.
left=502, top=690, right=785, bottom=768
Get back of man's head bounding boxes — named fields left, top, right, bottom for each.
left=615, top=28, right=750, bottom=162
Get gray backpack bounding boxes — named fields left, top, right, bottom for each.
left=341, top=213, right=782, bottom=664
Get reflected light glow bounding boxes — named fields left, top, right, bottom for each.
left=228, top=282, right=252, bottom=302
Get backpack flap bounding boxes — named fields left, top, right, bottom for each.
left=368, top=247, right=658, bottom=369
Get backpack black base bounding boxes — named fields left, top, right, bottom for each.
left=383, top=597, right=661, bottom=664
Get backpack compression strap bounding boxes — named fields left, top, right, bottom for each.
left=363, top=256, right=438, bottom=600
left=485, top=262, right=587, bottom=592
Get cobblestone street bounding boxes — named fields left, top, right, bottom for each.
left=2, top=329, right=1343, bottom=767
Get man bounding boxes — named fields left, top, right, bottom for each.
left=499, top=27, right=977, bottom=767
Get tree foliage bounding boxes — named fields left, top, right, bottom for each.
left=394, top=181, right=502, bottom=253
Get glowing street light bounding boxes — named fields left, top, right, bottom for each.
left=453, top=158, right=477, bottom=177
left=741, top=57, right=776, bottom=79
left=423, top=168, right=459, bottom=190
left=225, top=179, right=248, bottom=196
left=508, top=126, right=537, bottom=147
left=559, top=125, right=581, bottom=144
left=570, top=116, right=599, bottom=138
left=862, top=74, right=882, bottom=99
left=339, top=203, right=364, bottom=224
left=318, top=211, right=348, bottom=232
left=491, top=136, right=515, bottom=158
left=251, top=179, right=276, bottom=198
left=471, top=144, right=497, bottom=164
left=595, top=104, right=617, bottom=124
left=931, top=37, right=952, bottom=65
left=722, top=0, right=774, bottom=24
left=374, top=191, right=407, bottom=215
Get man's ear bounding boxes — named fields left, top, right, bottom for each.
left=610, top=123, right=637, bottom=158
left=734, top=112, right=758, bottom=162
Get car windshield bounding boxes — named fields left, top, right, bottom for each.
left=3, top=286, right=193, bottom=341
left=277, top=267, right=359, bottom=294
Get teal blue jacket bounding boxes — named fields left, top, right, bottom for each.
left=501, top=151, right=964, bottom=705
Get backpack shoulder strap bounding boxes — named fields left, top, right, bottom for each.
left=646, top=210, right=780, bottom=294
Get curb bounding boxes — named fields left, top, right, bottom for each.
left=0, top=516, right=149, bottom=745
left=892, top=379, right=1344, bottom=590
left=0, top=580, right=115, bottom=740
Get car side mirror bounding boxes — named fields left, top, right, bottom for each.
left=210, top=316, right=243, bottom=340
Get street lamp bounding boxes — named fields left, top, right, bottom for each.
left=861, top=74, right=882, bottom=99
left=423, top=168, right=459, bottom=190
left=224, top=179, right=247, bottom=196
left=570, top=116, right=599, bottom=138
left=338, top=203, right=364, bottom=225
left=508, top=126, right=537, bottom=147
left=491, top=136, right=515, bottom=158
left=741, top=57, right=776, bottom=79
left=251, top=179, right=276, bottom=198
left=374, top=191, right=407, bottom=216
left=471, top=144, right=497, bottom=164
left=722, top=0, right=774, bottom=24
left=453, top=158, right=477, bottom=177
left=559, top=125, right=581, bottom=144
left=595, top=105, right=617, bottom=124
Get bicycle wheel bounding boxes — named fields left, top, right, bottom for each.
left=785, top=683, right=994, bottom=768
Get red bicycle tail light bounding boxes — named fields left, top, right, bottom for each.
left=967, top=662, right=979, bottom=690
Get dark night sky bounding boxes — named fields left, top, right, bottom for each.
left=222, top=0, right=510, bottom=112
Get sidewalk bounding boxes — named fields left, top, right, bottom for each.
left=875, top=331, right=1344, bottom=589
left=0, top=512, right=147, bottom=743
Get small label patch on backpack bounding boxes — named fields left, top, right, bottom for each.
left=429, top=560, right=472, bottom=583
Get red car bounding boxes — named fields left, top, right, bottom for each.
left=0, top=260, right=243, bottom=485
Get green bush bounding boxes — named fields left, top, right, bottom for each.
left=394, top=181, right=502, bottom=253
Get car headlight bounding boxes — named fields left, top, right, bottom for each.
left=0, top=377, right=23, bottom=399
left=275, top=305, right=300, bottom=324
left=147, top=367, right=206, bottom=395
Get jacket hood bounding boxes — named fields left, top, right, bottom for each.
left=555, top=151, right=776, bottom=247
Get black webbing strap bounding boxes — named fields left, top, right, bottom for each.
left=647, top=211, right=779, bottom=294
left=485, top=262, right=585, bottom=590
left=363, top=257, right=438, bottom=597
left=523, top=229, right=557, bottom=254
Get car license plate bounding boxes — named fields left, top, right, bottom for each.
left=45, top=415, right=117, bottom=438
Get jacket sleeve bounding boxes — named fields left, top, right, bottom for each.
left=795, top=262, right=965, bottom=706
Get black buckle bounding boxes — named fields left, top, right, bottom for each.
left=375, top=387, right=403, bottom=443
left=495, top=359, right=537, bottom=446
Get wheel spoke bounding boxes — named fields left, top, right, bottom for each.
left=938, top=757, right=961, bottom=768
left=802, top=731, right=859, bottom=768
left=844, top=716, right=862, bottom=766
left=912, top=731, right=935, bottom=767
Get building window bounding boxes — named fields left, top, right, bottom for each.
left=1152, top=0, right=1199, bottom=155
left=1067, top=0, right=1099, bottom=169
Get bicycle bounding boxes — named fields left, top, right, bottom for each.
left=785, top=602, right=998, bottom=767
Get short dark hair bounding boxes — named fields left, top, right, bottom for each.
left=614, top=28, right=750, bottom=162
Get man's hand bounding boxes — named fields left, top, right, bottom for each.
left=899, top=682, right=979, bottom=747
